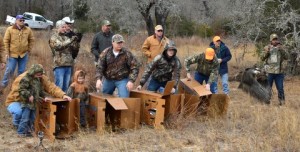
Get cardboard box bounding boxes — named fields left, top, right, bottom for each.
left=88, top=93, right=141, bottom=133
left=178, top=78, right=229, bottom=118
left=130, top=81, right=176, bottom=129
left=35, top=98, right=80, bottom=141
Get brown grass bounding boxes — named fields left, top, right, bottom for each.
left=0, top=30, right=299, bottom=151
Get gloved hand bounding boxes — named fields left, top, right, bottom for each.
left=136, top=85, right=142, bottom=90
left=217, top=58, right=222, bottom=63
left=205, top=84, right=210, bottom=91
left=71, top=35, right=78, bottom=42
left=171, top=88, right=176, bottom=94
left=76, top=33, right=83, bottom=42
left=186, top=73, right=191, bottom=81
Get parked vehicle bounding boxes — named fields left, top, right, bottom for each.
left=5, top=12, right=53, bottom=30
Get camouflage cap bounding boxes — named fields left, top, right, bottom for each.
left=28, top=64, right=45, bottom=76
left=112, top=34, right=125, bottom=43
left=164, top=40, right=177, bottom=51
left=101, top=20, right=111, bottom=26
left=270, top=33, right=278, bottom=41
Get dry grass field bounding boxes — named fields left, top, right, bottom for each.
left=0, top=28, right=300, bottom=152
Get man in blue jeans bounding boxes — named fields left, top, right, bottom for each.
left=209, top=36, right=232, bottom=94
left=5, top=64, right=71, bottom=137
left=95, top=34, right=139, bottom=97
left=0, top=15, right=34, bottom=92
left=261, top=34, right=288, bottom=105
left=185, top=48, right=219, bottom=93
left=49, top=20, right=79, bottom=92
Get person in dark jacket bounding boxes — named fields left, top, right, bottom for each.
left=95, top=34, right=139, bottom=97
left=137, top=40, right=181, bottom=93
left=91, top=20, right=114, bottom=65
left=209, top=36, right=232, bottom=94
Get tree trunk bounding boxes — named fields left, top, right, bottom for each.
left=136, top=0, right=155, bottom=36
left=155, top=3, right=169, bottom=34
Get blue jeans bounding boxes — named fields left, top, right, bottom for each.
left=268, top=73, right=285, bottom=101
left=1, top=54, right=28, bottom=86
left=194, top=72, right=217, bottom=93
left=147, top=78, right=167, bottom=92
left=54, top=66, right=72, bottom=92
left=102, top=78, right=129, bottom=97
left=7, top=102, right=22, bottom=126
left=17, top=107, right=35, bottom=135
left=80, top=102, right=87, bottom=126
left=212, top=73, right=229, bottom=94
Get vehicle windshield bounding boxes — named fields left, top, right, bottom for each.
left=23, top=14, right=32, bottom=20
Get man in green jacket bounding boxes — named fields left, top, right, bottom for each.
left=6, top=64, right=72, bottom=137
left=185, top=48, right=219, bottom=93
left=261, top=34, right=289, bottom=105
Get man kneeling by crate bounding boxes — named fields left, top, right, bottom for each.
left=5, top=64, right=72, bottom=137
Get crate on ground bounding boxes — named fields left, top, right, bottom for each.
left=35, top=98, right=80, bottom=141
left=88, top=93, right=141, bottom=133
left=178, top=78, right=230, bottom=118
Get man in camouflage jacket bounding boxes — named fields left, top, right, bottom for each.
left=137, top=40, right=181, bottom=93
left=261, top=34, right=289, bottom=105
left=95, top=34, right=139, bottom=97
left=185, top=48, right=219, bottom=93
left=5, top=64, right=71, bottom=136
left=49, top=20, right=78, bottom=92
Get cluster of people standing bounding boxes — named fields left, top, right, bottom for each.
left=0, top=15, right=287, bottom=137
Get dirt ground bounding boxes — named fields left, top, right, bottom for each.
left=0, top=30, right=299, bottom=151
left=1, top=79, right=300, bottom=151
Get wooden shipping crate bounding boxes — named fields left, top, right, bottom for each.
left=178, top=78, right=230, bottom=118
left=35, top=98, right=80, bottom=141
left=88, top=93, right=141, bottom=133
left=130, top=81, right=178, bottom=129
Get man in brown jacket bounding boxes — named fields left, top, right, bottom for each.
left=0, top=15, right=34, bottom=92
left=142, top=25, right=169, bottom=63
left=6, top=64, right=71, bottom=137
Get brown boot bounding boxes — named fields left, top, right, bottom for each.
left=0, top=85, right=5, bottom=94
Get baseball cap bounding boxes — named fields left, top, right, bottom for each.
left=62, top=17, right=74, bottom=24
left=101, top=20, right=111, bottom=26
left=213, top=36, right=221, bottom=42
left=112, top=34, right=125, bottom=43
left=56, top=20, right=66, bottom=28
left=205, top=48, right=215, bottom=60
left=155, top=25, right=163, bottom=31
left=16, top=15, right=24, bottom=20
left=270, top=33, right=278, bottom=41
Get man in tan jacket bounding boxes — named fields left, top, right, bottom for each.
left=142, top=25, right=169, bottom=63
left=0, top=15, right=34, bottom=92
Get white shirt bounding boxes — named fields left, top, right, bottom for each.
left=113, top=49, right=119, bottom=57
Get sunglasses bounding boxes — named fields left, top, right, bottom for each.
left=157, top=30, right=163, bottom=32
left=19, top=20, right=25, bottom=22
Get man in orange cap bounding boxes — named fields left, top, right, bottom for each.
left=184, top=48, right=219, bottom=92
left=209, top=36, right=232, bottom=94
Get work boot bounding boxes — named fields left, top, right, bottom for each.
left=279, top=100, right=285, bottom=106
left=0, top=85, right=5, bottom=94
